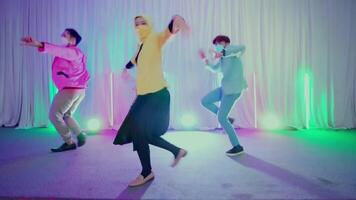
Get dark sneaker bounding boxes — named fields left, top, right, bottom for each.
left=226, top=145, right=244, bottom=156
left=77, top=132, right=87, bottom=147
left=51, top=143, right=77, bottom=153
left=228, top=117, right=235, bottom=124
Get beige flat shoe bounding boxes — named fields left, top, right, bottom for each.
left=128, top=172, right=155, bottom=187
left=171, top=149, right=188, bottom=167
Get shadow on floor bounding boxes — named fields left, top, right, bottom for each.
left=229, top=153, right=349, bottom=199
left=116, top=180, right=153, bottom=200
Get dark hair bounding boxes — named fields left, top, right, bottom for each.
left=65, top=28, right=82, bottom=45
left=212, top=35, right=230, bottom=45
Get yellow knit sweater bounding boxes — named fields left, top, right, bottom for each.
left=131, top=29, right=172, bottom=95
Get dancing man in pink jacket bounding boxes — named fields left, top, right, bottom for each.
left=21, top=28, right=90, bottom=152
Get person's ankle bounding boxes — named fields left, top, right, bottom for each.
left=173, top=149, right=181, bottom=158
left=141, top=171, right=152, bottom=178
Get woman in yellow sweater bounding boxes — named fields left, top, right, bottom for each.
left=114, top=15, right=189, bottom=187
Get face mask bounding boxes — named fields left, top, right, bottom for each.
left=135, top=25, right=151, bottom=42
left=61, top=36, right=69, bottom=45
left=215, top=44, right=224, bottom=53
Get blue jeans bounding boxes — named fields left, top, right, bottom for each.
left=201, top=87, right=241, bottom=147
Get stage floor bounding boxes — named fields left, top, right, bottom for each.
left=0, top=128, right=355, bottom=200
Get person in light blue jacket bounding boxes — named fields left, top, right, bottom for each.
left=199, top=35, right=247, bottom=156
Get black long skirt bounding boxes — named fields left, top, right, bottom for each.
left=113, top=87, right=170, bottom=151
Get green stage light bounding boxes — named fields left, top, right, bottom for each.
left=180, top=113, right=198, bottom=129
left=261, top=112, right=282, bottom=130
left=87, top=118, right=102, bottom=132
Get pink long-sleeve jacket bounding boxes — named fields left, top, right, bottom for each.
left=38, top=43, right=90, bottom=90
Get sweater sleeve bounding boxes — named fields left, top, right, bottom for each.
left=38, top=43, right=83, bottom=61
left=228, top=45, right=246, bottom=55
left=205, top=59, right=221, bottom=73
left=125, top=61, right=135, bottom=69
left=158, top=19, right=175, bottom=46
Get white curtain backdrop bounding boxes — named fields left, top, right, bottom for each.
left=1, top=0, right=355, bottom=129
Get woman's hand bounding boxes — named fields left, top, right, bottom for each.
left=208, top=48, right=223, bottom=59
left=21, top=36, right=43, bottom=48
left=121, top=68, right=132, bottom=81
left=172, top=15, right=190, bottom=35
left=214, top=52, right=223, bottom=59
left=198, top=49, right=210, bottom=65
left=198, top=49, right=206, bottom=59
